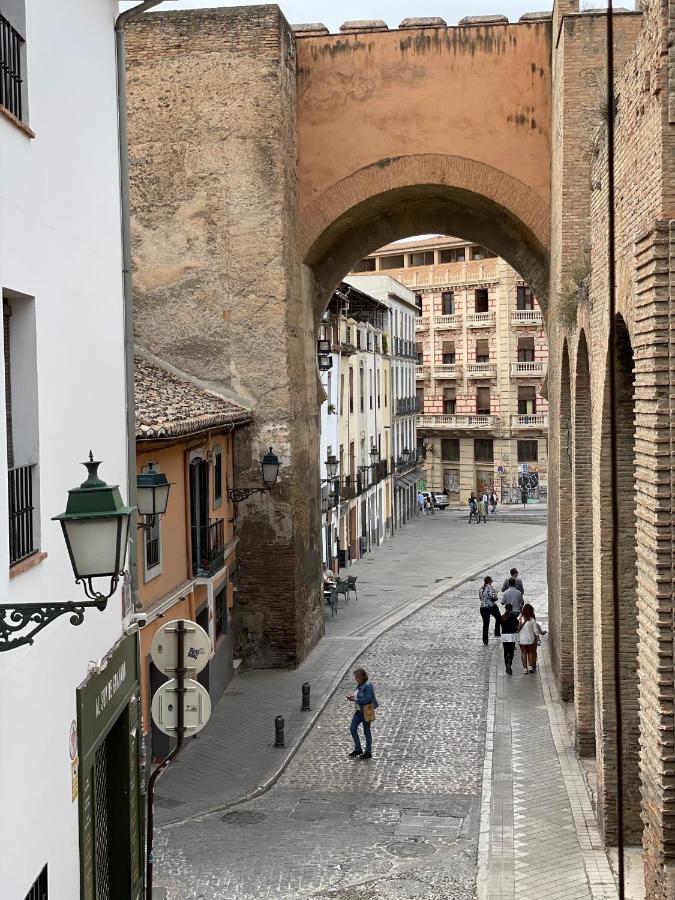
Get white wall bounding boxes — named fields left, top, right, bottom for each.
left=0, top=2, right=127, bottom=896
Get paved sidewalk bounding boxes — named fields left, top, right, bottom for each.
left=152, top=513, right=545, bottom=827
left=481, top=556, right=617, bottom=900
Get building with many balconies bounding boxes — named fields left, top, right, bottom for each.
left=350, top=236, right=548, bottom=504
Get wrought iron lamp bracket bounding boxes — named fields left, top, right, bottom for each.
left=227, top=487, right=267, bottom=503
left=0, top=582, right=115, bottom=652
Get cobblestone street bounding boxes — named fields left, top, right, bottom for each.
left=154, top=538, right=553, bottom=900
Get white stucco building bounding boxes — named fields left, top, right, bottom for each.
left=346, top=275, right=421, bottom=528
left=0, top=2, right=140, bottom=897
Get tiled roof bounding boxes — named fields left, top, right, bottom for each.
left=373, top=235, right=466, bottom=254
left=135, top=355, right=252, bottom=440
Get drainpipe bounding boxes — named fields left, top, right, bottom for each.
left=115, top=1, right=171, bottom=611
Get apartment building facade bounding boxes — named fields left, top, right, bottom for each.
left=351, top=237, right=548, bottom=504
left=319, top=283, right=393, bottom=570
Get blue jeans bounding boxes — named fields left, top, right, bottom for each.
left=350, top=710, right=372, bottom=753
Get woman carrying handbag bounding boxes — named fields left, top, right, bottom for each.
left=347, top=667, right=378, bottom=760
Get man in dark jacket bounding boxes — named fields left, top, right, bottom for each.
left=501, top=567, right=525, bottom=596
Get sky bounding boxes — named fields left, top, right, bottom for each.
left=120, top=0, right=558, bottom=33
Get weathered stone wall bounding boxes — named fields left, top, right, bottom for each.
left=126, top=6, right=324, bottom=668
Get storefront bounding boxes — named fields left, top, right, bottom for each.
left=76, top=632, right=142, bottom=900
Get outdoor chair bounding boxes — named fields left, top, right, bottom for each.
left=345, top=575, right=358, bottom=601
left=334, top=580, right=350, bottom=607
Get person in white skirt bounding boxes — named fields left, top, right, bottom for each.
left=517, top=603, right=546, bottom=674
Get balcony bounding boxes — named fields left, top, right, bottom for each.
left=8, top=464, right=37, bottom=567
left=395, top=397, right=420, bottom=416
left=511, top=309, right=543, bottom=326
left=466, top=363, right=495, bottom=379
left=191, top=517, right=225, bottom=577
left=415, top=317, right=430, bottom=330
left=511, top=361, right=546, bottom=377
left=433, top=363, right=460, bottom=379
left=417, top=414, right=498, bottom=430
left=435, top=314, right=461, bottom=329
left=416, top=365, right=429, bottom=379
left=511, top=414, right=549, bottom=428
left=466, top=311, right=495, bottom=328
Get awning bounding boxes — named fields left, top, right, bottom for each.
left=394, top=468, right=423, bottom=490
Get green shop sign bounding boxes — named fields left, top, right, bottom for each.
left=76, top=632, right=142, bottom=900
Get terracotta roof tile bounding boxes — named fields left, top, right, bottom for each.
left=135, top=356, right=252, bottom=440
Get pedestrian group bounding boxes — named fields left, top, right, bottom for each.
left=478, top=567, right=546, bottom=674
left=468, top=490, right=498, bottom=523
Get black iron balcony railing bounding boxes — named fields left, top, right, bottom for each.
left=0, top=15, right=24, bottom=121
left=8, top=464, right=36, bottom=566
left=395, top=397, right=420, bottom=416
left=191, top=517, right=225, bottom=577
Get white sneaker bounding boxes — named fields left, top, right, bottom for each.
left=528, top=667, right=535, bottom=673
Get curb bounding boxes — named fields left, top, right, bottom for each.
left=162, top=537, right=547, bottom=828
left=477, top=650, right=499, bottom=900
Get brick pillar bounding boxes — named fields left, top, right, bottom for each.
left=572, top=331, right=595, bottom=755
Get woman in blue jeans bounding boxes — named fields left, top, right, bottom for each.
left=347, top=667, right=378, bottom=760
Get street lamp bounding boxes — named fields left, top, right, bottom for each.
left=322, top=453, right=339, bottom=483
left=228, top=447, right=281, bottom=503
left=137, top=462, right=172, bottom=528
left=0, top=453, right=134, bottom=651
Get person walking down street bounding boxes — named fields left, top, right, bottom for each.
left=500, top=576, right=524, bottom=617
left=518, top=603, right=546, bottom=674
left=479, top=576, right=501, bottom=645
left=468, top=493, right=479, bottom=524
left=481, top=495, right=489, bottom=522
left=501, top=567, right=524, bottom=596
left=417, top=491, right=425, bottom=515
left=500, top=603, right=519, bottom=674
left=423, top=495, right=432, bottom=516
left=347, top=668, right=378, bottom=760
left=521, top=486, right=528, bottom=508
left=490, top=492, right=498, bottom=516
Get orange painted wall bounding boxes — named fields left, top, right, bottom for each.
left=296, top=22, right=552, bottom=209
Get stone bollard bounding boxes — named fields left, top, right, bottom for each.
left=301, top=682, right=311, bottom=711
left=274, top=715, right=285, bottom=747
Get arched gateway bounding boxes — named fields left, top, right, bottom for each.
left=125, top=1, right=675, bottom=891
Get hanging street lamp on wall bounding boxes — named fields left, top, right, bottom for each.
left=0, top=453, right=134, bottom=652
left=136, top=462, right=172, bottom=529
left=228, top=447, right=280, bottom=503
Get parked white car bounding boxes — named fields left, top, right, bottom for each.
left=422, top=491, right=449, bottom=510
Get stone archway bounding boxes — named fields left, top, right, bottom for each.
left=301, top=154, right=550, bottom=321
left=572, top=330, right=594, bottom=754
left=594, top=315, right=640, bottom=845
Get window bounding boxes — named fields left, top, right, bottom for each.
left=474, top=438, right=494, bottom=462
left=416, top=388, right=425, bottom=412
left=441, top=438, right=460, bottom=461
left=340, top=373, right=345, bottom=416
left=3, top=291, right=40, bottom=566
left=518, top=440, right=539, bottom=463
left=442, top=341, right=455, bottom=365
left=369, top=370, right=373, bottom=410
left=439, top=247, right=465, bottom=263
left=349, top=368, right=354, bottom=413
left=475, top=289, right=489, bottom=313
left=415, top=292, right=423, bottom=313
left=380, top=254, right=405, bottom=270
left=517, top=285, right=535, bottom=310
left=377, top=371, right=381, bottom=408
left=352, top=257, right=376, bottom=272
left=416, top=341, right=423, bottom=365
left=215, top=584, right=228, bottom=639
left=410, top=251, right=434, bottom=266
left=356, top=330, right=362, bottom=350
left=518, top=386, right=537, bottom=415
left=213, top=446, right=223, bottom=506
left=24, top=864, right=48, bottom=900
left=359, top=366, right=365, bottom=412
left=471, top=245, right=497, bottom=260
left=441, top=291, right=454, bottom=315
left=144, top=515, right=162, bottom=580
left=518, top=337, right=535, bottom=362
left=1, top=6, right=28, bottom=124
left=443, top=388, right=456, bottom=415
left=476, top=387, right=491, bottom=415
left=475, top=339, right=489, bottom=363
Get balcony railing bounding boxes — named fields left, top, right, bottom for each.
left=466, top=363, right=495, bottom=378
left=192, top=517, right=225, bottom=577
left=435, top=314, right=461, bottom=328
left=395, top=397, right=420, bottom=416
left=8, top=464, right=36, bottom=566
left=433, top=363, right=460, bottom=378
left=466, top=311, right=495, bottom=328
left=511, top=414, right=549, bottom=428
left=417, top=414, right=498, bottom=429
left=415, top=317, right=430, bottom=330
left=511, top=361, right=546, bottom=377
left=416, top=365, right=429, bottom=378
left=511, top=309, right=543, bottom=326
left=0, top=14, right=24, bottom=122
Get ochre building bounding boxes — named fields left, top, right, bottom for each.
left=351, top=236, right=548, bottom=503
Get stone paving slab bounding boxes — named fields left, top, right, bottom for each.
left=152, top=514, right=545, bottom=827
